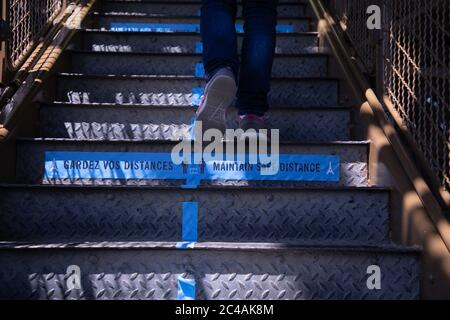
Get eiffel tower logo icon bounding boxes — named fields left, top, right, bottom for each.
left=326, top=161, right=335, bottom=176
left=50, top=158, right=59, bottom=179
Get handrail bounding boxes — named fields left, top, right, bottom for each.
left=309, top=0, right=450, bottom=250
left=0, top=0, right=96, bottom=139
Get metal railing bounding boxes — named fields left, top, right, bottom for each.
left=2, top=0, right=67, bottom=80
left=329, top=0, right=449, bottom=196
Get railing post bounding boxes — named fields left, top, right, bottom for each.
left=0, top=0, right=7, bottom=85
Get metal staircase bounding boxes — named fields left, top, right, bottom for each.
left=0, top=0, right=421, bottom=300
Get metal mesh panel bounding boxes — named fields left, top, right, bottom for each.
left=332, top=0, right=381, bottom=75
left=8, top=0, right=65, bottom=70
left=331, top=0, right=450, bottom=193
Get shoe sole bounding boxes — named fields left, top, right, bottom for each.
left=196, top=75, right=237, bottom=130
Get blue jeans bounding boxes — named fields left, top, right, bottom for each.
left=201, top=0, right=278, bottom=116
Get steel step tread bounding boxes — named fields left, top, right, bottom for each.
left=0, top=184, right=390, bottom=244
left=56, top=73, right=339, bottom=107
left=67, top=50, right=329, bottom=78
left=91, top=12, right=311, bottom=21
left=81, top=28, right=320, bottom=36
left=101, top=0, right=307, bottom=4
left=39, top=102, right=350, bottom=142
left=17, top=137, right=369, bottom=145
left=90, top=14, right=312, bottom=33
left=78, top=29, right=321, bottom=54
left=0, top=183, right=387, bottom=192
left=0, top=241, right=420, bottom=299
left=58, top=72, right=337, bottom=81
left=105, top=0, right=308, bottom=2
left=92, top=12, right=308, bottom=20
left=43, top=101, right=350, bottom=110
left=0, top=240, right=420, bottom=300
left=91, top=11, right=310, bottom=22
left=0, top=241, right=420, bottom=254
left=67, top=49, right=329, bottom=57
left=15, top=139, right=369, bottom=187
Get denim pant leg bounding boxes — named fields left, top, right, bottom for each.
left=200, top=0, right=239, bottom=81
left=236, top=0, right=278, bottom=116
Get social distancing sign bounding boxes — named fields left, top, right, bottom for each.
left=44, top=151, right=340, bottom=186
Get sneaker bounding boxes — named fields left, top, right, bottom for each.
left=238, top=113, right=271, bottom=141
left=196, top=68, right=237, bottom=130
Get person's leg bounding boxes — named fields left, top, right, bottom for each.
left=236, top=0, right=278, bottom=117
left=200, top=0, right=239, bottom=80
left=197, top=0, right=239, bottom=127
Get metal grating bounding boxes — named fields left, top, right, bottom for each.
left=331, top=0, right=449, bottom=193
left=7, top=0, right=65, bottom=70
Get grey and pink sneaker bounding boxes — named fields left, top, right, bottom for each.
left=196, top=68, right=237, bottom=130
left=238, top=113, right=271, bottom=142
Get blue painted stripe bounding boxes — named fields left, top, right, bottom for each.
left=176, top=242, right=195, bottom=249
left=181, top=163, right=203, bottom=188
left=181, top=202, right=198, bottom=242
left=110, top=23, right=295, bottom=33
left=44, top=152, right=341, bottom=183
left=195, top=63, right=205, bottom=78
left=235, top=24, right=295, bottom=33
left=191, top=87, right=204, bottom=106
left=177, top=277, right=196, bottom=300
left=195, top=42, right=203, bottom=53
left=188, top=116, right=197, bottom=141
left=110, top=22, right=200, bottom=32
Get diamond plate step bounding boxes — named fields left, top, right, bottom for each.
left=15, top=139, right=369, bottom=187
left=89, top=14, right=311, bottom=33
left=68, top=51, right=328, bottom=78
left=39, top=103, right=350, bottom=142
left=79, top=30, right=320, bottom=54
left=0, top=242, right=420, bottom=300
left=0, top=185, right=389, bottom=244
left=57, top=74, right=339, bottom=108
left=98, top=1, right=307, bottom=18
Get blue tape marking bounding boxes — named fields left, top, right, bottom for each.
left=181, top=164, right=203, bottom=189
left=191, top=87, right=204, bottom=106
left=195, top=63, right=205, bottom=78
left=195, top=42, right=203, bottom=53
left=235, top=24, right=295, bottom=33
left=44, top=152, right=340, bottom=182
left=276, top=24, right=295, bottom=33
left=44, top=152, right=184, bottom=180
left=177, top=277, right=196, bottom=300
left=110, top=23, right=294, bottom=34
left=189, top=116, right=197, bottom=141
left=176, top=242, right=195, bottom=249
left=110, top=22, right=200, bottom=32
left=181, top=202, right=198, bottom=242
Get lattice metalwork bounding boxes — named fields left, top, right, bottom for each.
left=331, top=0, right=450, bottom=193
left=7, top=0, right=65, bottom=70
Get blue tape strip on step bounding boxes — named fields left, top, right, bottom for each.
left=110, top=23, right=200, bottom=32
left=195, top=63, right=205, bottom=78
left=44, top=152, right=341, bottom=184
left=191, top=87, right=204, bottom=106
left=110, top=23, right=295, bottom=33
left=195, top=42, right=203, bottom=53
left=181, top=202, right=198, bottom=242
left=188, top=116, right=197, bottom=141
left=177, top=277, right=196, bottom=300
left=181, top=164, right=203, bottom=189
